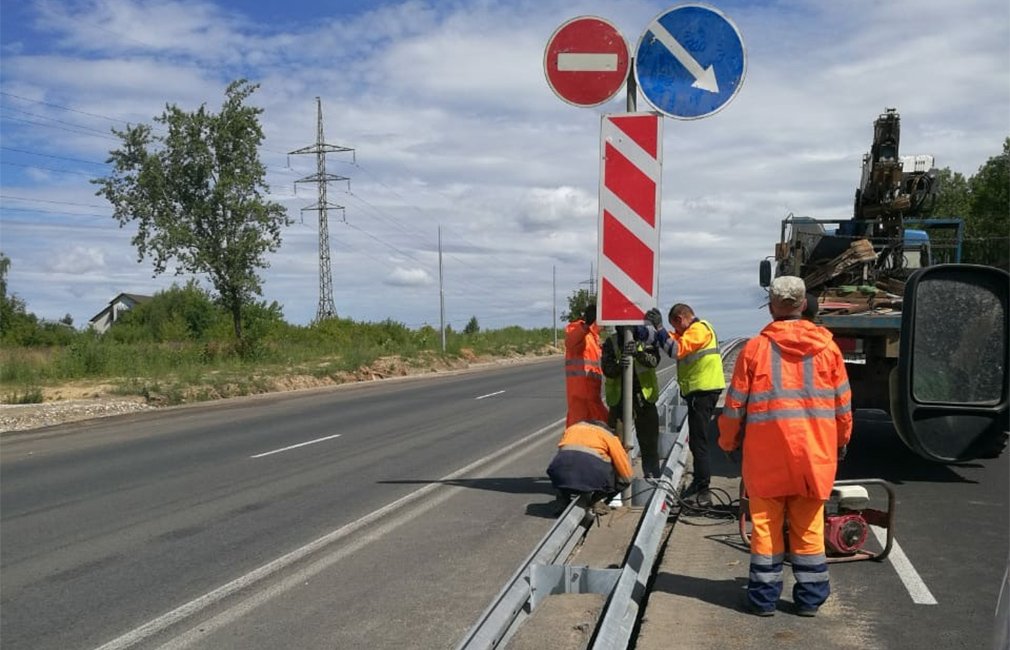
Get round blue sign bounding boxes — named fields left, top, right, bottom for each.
left=634, top=4, right=746, bottom=120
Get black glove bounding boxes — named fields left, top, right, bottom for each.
left=583, top=303, right=597, bottom=326
left=838, top=445, right=848, bottom=461
left=645, top=307, right=663, bottom=329
left=725, top=448, right=742, bottom=464
left=623, top=340, right=637, bottom=356
left=620, top=353, right=632, bottom=369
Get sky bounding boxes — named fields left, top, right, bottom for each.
left=1, top=0, right=1007, bottom=339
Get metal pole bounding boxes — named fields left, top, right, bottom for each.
left=439, top=226, right=446, bottom=352
left=621, top=57, right=638, bottom=500
left=626, top=57, right=637, bottom=112
left=622, top=327, right=634, bottom=502
left=552, top=265, right=558, bottom=348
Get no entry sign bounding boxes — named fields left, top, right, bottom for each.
left=544, top=16, right=630, bottom=107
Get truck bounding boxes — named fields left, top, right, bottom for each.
left=760, top=109, right=1008, bottom=463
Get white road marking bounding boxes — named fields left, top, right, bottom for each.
left=249, top=434, right=342, bottom=459
left=871, top=525, right=938, bottom=605
left=92, top=418, right=564, bottom=650
left=475, top=390, right=505, bottom=400
left=557, top=52, right=617, bottom=72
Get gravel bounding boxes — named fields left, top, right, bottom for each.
left=0, top=399, right=154, bottom=434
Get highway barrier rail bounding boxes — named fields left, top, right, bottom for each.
left=457, top=338, right=745, bottom=650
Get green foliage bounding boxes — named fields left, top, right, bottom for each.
left=463, top=316, right=480, bottom=335
left=93, top=79, right=291, bottom=341
left=928, top=138, right=1010, bottom=269
left=561, top=288, right=595, bottom=323
left=5, top=387, right=43, bottom=404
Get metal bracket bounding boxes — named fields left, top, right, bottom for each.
left=529, top=565, right=622, bottom=608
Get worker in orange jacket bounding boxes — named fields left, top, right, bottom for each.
left=717, top=276, right=853, bottom=617
left=547, top=420, right=632, bottom=514
left=564, top=303, right=609, bottom=427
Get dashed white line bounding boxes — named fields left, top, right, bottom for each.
left=475, top=390, right=505, bottom=400
left=250, top=434, right=342, bottom=459
left=871, top=525, right=937, bottom=605
left=92, top=419, right=563, bottom=650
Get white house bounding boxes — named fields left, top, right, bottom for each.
left=88, top=293, right=151, bottom=334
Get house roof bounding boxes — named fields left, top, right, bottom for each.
left=88, top=292, right=153, bottom=324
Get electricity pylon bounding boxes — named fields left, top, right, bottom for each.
left=289, top=97, right=355, bottom=321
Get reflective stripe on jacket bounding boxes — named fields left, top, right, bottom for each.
left=555, top=420, right=633, bottom=480
left=717, top=319, right=853, bottom=500
left=565, top=321, right=603, bottom=399
left=673, top=319, right=726, bottom=395
left=602, top=335, right=659, bottom=406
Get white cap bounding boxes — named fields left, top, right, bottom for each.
left=769, top=276, right=806, bottom=304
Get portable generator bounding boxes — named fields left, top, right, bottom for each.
left=739, top=478, right=895, bottom=563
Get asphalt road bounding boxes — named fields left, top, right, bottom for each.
left=0, top=358, right=571, bottom=650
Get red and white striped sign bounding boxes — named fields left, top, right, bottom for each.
left=597, top=113, right=662, bottom=324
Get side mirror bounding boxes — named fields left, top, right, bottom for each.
left=759, top=260, right=772, bottom=288
left=891, top=264, right=1009, bottom=462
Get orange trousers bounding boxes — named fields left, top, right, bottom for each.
left=747, top=494, right=830, bottom=612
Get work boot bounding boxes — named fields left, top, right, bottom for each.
left=695, top=489, right=713, bottom=508
left=742, top=594, right=775, bottom=617
left=591, top=500, right=611, bottom=516
left=681, top=480, right=708, bottom=500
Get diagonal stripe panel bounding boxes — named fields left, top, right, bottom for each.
left=604, top=143, right=656, bottom=227
left=603, top=211, right=653, bottom=293
left=601, top=277, right=645, bottom=321
left=609, top=114, right=658, bottom=158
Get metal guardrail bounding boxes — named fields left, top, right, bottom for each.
left=459, top=339, right=747, bottom=650
left=457, top=375, right=689, bottom=650
left=455, top=496, right=595, bottom=649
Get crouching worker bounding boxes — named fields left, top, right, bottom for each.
left=547, top=420, right=633, bottom=515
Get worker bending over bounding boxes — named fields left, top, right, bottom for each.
left=547, top=420, right=633, bottom=515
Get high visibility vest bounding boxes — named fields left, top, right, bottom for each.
left=565, top=321, right=603, bottom=398
left=603, top=337, right=658, bottom=406
left=676, top=320, right=726, bottom=395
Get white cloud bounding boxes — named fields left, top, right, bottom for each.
left=1, top=0, right=1007, bottom=337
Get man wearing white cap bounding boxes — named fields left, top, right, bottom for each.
left=717, top=275, right=853, bottom=617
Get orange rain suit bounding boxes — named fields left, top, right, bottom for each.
left=717, top=318, right=853, bottom=614
left=564, top=320, right=609, bottom=427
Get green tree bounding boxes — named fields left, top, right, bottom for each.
left=929, top=167, right=971, bottom=218
left=463, top=316, right=480, bottom=335
left=93, top=79, right=290, bottom=341
left=0, top=252, right=40, bottom=344
left=561, top=287, right=595, bottom=323
left=966, top=138, right=1010, bottom=268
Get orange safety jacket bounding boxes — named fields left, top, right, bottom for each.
left=717, top=319, right=853, bottom=500
left=565, top=320, right=604, bottom=399
left=556, top=421, right=633, bottom=481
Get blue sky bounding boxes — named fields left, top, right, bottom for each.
left=1, top=0, right=1007, bottom=337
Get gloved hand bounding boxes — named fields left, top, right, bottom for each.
left=838, top=445, right=848, bottom=461
left=620, top=352, right=632, bottom=369
left=724, top=449, right=742, bottom=464
left=644, top=307, right=663, bottom=329
left=583, top=303, right=597, bottom=326
left=623, top=340, right=637, bottom=356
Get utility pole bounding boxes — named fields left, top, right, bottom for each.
left=553, top=265, right=557, bottom=348
left=289, top=97, right=355, bottom=322
left=439, top=226, right=446, bottom=352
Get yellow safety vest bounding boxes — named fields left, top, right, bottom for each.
left=677, top=320, right=726, bottom=395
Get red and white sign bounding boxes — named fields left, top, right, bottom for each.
left=544, top=16, right=630, bottom=107
left=598, top=113, right=662, bottom=324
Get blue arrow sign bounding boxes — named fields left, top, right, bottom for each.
left=634, top=4, right=746, bottom=120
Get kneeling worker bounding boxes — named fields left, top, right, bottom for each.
left=547, top=420, right=633, bottom=514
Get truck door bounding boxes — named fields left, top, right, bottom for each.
left=891, top=264, right=1009, bottom=462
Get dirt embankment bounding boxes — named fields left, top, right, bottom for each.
left=0, top=349, right=561, bottom=433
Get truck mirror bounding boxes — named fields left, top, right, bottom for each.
left=759, top=260, right=772, bottom=287
left=891, top=264, right=1009, bottom=462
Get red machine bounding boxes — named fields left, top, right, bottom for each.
left=739, top=478, right=895, bottom=563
